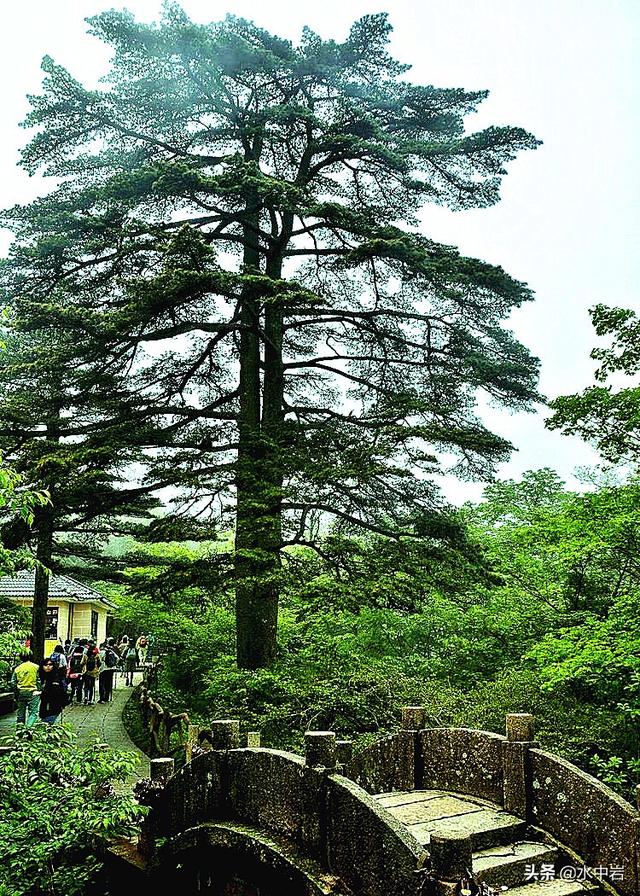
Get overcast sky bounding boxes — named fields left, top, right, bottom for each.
left=1, top=0, right=638, bottom=502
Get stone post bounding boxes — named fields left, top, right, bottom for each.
left=185, top=723, right=200, bottom=762
left=150, top=757, right=175, bottom=782
left=401, top=705, right=426, bottom=791
left=246, top=731, right=261, bottom=747
left=210, top=719, right=240, bottom=749
left=401, top=706, right=426, bottom=731
left=506, top=713, right=535, bottom=742
left=430, top=833, right=473, bottom=880
left=305, top=731, right=337, bottom=770
left=336, top=739, right=353, bottom=765
left=503, top=713, right=535, bottom=818
left=137, top=761, right=175, bottom=863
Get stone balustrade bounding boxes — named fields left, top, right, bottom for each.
left=132, top=680, right=639, bottom=896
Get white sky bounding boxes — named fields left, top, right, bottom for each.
left=1, top=0, right=638, bottom=503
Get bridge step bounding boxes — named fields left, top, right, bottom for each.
left=506, top=878, right=598, bottom=896
left=375, top=790, right=526, bottom=849
left=473, top=841, right=559, bottom=887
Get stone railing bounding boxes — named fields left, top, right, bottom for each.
left=344, top=708, right=640, bottom=896
left=138, top=724, right=428, bottom=896
left=528, top=749, right=639, bottom=896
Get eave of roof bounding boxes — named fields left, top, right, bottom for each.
left=0, top=569, right=117, bottom=609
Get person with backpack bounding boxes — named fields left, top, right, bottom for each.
left=67, top=645, right=85, bottom=704
left=50, top=644, right=68, bottom=676
left=98, top=640, right=118, bottom=703
left=82, top=643, right=101, bottom=704
left=123, top=641, right=138, bottom=686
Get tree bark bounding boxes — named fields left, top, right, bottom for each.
left=31, top=409, right=60, bottom=663
left=32, top=504, right=54, bottom=663
left=234, top=170, right=282, bottom=668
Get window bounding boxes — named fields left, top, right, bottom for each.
left=45, top=606, right=59, bottom=640
left=91, top=610, right=98, bottom=639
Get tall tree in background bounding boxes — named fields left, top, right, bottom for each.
left=548, top=305, right=640, bottom=464
left=2, top=7, right=540, bottom=668
left=0, top=329, right=162, bottom=660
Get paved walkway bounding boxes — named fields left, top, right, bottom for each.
left=0, top=672, right=149, bottom=784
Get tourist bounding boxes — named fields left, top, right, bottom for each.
left=117, top=635, right=130, bottom=685
left=11, top=652, right=41, bottom=730
left=50, top=644, right=68, bottom=678
left=39, top=657, right=67, bottom=724
left=67, top=644, right=85, bottom=704
left=107, top=638, right=120, bottom=691
left=82, top=643, right=101, bottom=704
left=123, top=641, right=138, bottom=686
left=98, top=640, right=119, bottom=703
left=135, top=634, right=149, bottom=667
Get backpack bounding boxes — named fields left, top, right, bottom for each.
left=69, top=654, right=83, bottom=676
left=126, top=646, right=137, bottom=661
left=85, top=653, right=97, bottom=672
left=104, top=648, right=118, bottom=668
left=51, top=652, right=66, bottom=668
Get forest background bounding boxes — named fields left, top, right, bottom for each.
left=0, top=0, right=637, bottom=807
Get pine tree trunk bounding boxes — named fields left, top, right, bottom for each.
left=234, top=178, right=282, bottom=669
left=31, top=410, right=60, bottom=663
left=32, top=505, right=54, bottom=663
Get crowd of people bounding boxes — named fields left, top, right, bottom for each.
left=10, top=634, right=152, bottom=729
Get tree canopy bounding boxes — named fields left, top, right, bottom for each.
left=1, top=6, right=540, bottom=666
left=548, top=304, right=640, bottom=463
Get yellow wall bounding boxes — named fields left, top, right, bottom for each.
left=13, top=598, right=110, bottom=653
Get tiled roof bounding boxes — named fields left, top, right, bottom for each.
left=0, top=569, right=117, bottom=608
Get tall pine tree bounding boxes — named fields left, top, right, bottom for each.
left=2, top=8, right=541, bottom=667
left=0, top=328, right=163, bottom=660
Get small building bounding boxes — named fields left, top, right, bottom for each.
left=0, top=569, right=116, bottom=655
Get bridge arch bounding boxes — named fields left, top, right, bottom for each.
left=148, top=742, right=424, bottom=896
left=119, top=712, right=639, bottom=896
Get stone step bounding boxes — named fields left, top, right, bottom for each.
left=501, top=877, right=597, bottom=896
left=473, top=841, right=559, bottom=888
left=376, top=790, right=527, bottom=850
left=408, top=807, right=527, bottom=850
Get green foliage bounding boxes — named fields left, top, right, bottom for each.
left=0, top=726, right=144, bottom=896
left=1, top=5, right=541, bottom=666
left=0, top=455, right=49, bottom=575
left=548, top=305, right=640, bottom=462
left=118, top=469, right=640, bottom=802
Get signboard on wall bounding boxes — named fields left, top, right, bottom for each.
left=45, top=606, right=59, bottom=640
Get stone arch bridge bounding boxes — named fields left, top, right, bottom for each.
left=109, top=709, right=640, bottom=896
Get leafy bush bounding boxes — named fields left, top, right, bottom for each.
left=0, top=726, right=144, bottom=896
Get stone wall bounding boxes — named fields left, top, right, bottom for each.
left=325, top=775, right=424, bottom=896
left=529, top=749, right=639, bottom=896
left=344, top=732, right=415, bottom=794
left=418, top=728, right=506, bottom=805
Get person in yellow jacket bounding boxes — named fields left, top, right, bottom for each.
left=11, top=652, right=41, bottom=729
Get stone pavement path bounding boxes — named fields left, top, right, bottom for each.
left=0, top=671, right=149, bottom=785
